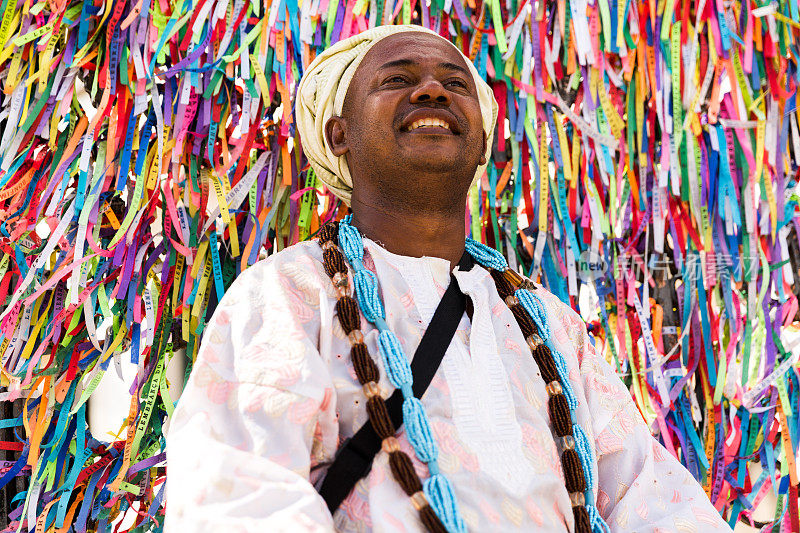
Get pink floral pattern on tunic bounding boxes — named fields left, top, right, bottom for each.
left=165, top=240, right=731, bottom=533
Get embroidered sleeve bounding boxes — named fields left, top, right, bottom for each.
left=570, top=313, right=732, bottom=533
left=165, top=256, right=338, bottom=532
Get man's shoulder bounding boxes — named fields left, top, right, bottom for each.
left=231, top=240, right=329, bottom=297
left=513, top=276, right=568, bottom=319
left=257, top=239, right=325, bottom=270
left=530, top=284, right=578, bottom=324
left=525, top=281, right=591, bottom=351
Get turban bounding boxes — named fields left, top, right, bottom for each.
left=296, top=25, right=498, bottom=205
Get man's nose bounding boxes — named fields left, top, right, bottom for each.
left=409, top=78, right=450, bottom=105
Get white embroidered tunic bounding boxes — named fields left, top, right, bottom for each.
left=165, top=239, right=731, bottom=533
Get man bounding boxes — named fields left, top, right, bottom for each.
left=165, top=25, right=731, bottom=533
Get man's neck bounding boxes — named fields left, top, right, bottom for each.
left=349, top=197, right=467, bottom=267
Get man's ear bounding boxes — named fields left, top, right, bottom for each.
left=325, top=116, right=349, bottom=157
left=479, top=130, right=488, bottom=166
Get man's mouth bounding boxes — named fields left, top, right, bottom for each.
left=400, top=110, right=459, bottom=134
left=406, top=117, right=451, bottom=132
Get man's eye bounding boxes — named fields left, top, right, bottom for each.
left=384, top=75, right=408, bottom=84
left=446, top=79, right=468, bottom=89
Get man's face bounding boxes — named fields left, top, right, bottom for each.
left=326, top=32, right=487, bottom=188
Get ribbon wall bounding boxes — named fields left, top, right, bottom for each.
left=0, top=0, right=799, bottom=530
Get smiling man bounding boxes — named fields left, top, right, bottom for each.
left=165, top=25, right=731, bottom=533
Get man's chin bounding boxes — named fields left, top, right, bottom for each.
left=399, top=155, right=478, bottom=177
left=396, top=142, right=473, bottom=168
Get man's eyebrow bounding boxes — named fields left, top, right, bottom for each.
left=377, top=59, right=471, bottom=77
left=438, top=61, right=470, bottom=76
left=377, top=59, right=415, bottom=71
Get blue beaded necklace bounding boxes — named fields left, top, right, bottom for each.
left=338, top=215, right=609, bottom=533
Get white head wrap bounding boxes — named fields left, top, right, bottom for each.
left=295, top=24, right=498, bottom=205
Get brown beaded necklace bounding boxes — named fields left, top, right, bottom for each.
left=318, top=223, right=448, bottom=533
left=317, top=221, right=594, bottom=533
left=489, top=267, right=593, bottom=533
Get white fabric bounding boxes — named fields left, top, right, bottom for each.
left=295, top=25, right=498, bottom=204
left=165, top=240, right=733, bottom=533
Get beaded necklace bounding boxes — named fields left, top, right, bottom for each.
left=317, top=217, right=610, bottom=533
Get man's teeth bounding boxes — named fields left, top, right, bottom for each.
left=408, top=117, right=450, bottom=130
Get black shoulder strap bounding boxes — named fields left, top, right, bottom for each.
left=317, top=251, right=474, bottom=514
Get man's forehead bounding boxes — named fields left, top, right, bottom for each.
left=357, top=32, right=469, bottom=77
